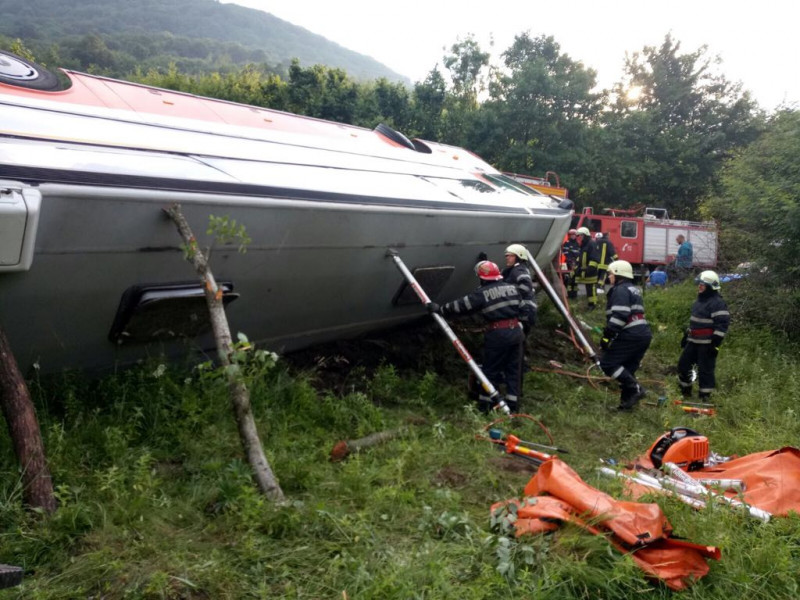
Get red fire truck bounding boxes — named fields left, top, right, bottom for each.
left=573, top=205, right=718, bottom=273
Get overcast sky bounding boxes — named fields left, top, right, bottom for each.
left=223, top=0, right=799, bottom=111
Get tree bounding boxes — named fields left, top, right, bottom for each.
left=704, top=109, right=800, bottom=333
left=163, top=205, right=285, bottom=503
left=474, top=33, right=603, bottom=186
left=439, top=35, right=491, bottom=146
left=409, top=67, right=447, bottom=140
left=593, top=34, right=763, bottom=215
left=0, top=326, right=56, bottom=513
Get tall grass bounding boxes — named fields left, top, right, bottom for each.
left=0, top=280, right=798, bottom=598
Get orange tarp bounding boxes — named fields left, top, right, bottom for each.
left=635, top=446, right=800, bottom=517
left=493, top=459, right=719, bottom=591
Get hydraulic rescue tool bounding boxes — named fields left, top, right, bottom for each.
left=387, top=249, right=511, bottom=414
left=477, top=414, right=568, bottom=467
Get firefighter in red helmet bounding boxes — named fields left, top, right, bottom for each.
left=428, top=260, right=524, bottom=413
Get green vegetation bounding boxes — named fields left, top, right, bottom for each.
left=0, top=0, right=404, bottom=81
left=1, top=282, right=798, bottom=598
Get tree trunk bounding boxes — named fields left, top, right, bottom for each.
left=163, top=203, right=285, bottom=503
left=0, top=326, right=56, bottom=513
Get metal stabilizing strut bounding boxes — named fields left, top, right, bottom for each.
left=527, top=256, right=600, bottom=366
left=386, top=249, right=511, bottom=415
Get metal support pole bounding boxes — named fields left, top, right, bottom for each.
left=528, top=256, right=600, bottom=365
left=386, top=249, right=510, bottom=415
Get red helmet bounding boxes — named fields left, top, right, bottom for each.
left=475, top=260, right=503, bottom=281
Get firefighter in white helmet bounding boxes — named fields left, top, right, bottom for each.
left=503, top=244, right=537, bottom=335
left=677, top=270, right=729, bottom=402
left=600, top=260, right=652, bottom=411
left=574, top=227, right=600, bottom=309
left=429, top=260, right=525, bottom=413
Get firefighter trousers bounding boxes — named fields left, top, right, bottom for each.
left=480, top=327, right=524, bottom=404
left=600, top=333, right=652, bottom=392
left=678, top=343, right=718, bottom=397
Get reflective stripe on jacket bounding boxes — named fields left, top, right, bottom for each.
left=605, top=280, right=650, bottom=337
left=503, top=262, right=537, bottom=325
left=444, top=280, right=522, bottom=322
left=688, top=291, right=729, bottom=345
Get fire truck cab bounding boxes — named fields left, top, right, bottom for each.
left=573, top=206, right=717, bottom=275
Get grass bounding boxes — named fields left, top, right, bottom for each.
left=1, top=280, right=799, bottom=599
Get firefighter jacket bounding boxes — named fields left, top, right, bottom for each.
left=503, top=262, right=537, bottom=326
left=604, top=280, right=651, bottom=340
left=575, top=238, right=600, bottom=282
left=443, top=280, right=522, bottom=324
left=561, top=239, right=580, bottom=268
left=687, top=290, right=729, bottom=346
left=596, top=237, right=618, bottom=270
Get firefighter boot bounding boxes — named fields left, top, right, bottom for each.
left=504, top=395, right=519, bottom=414
left=477, top=396, right=493, bottom=415
left=618, top=384, right=646, bottom=411
left=681, top=386, right=693, bottom=399
left=698, top=392, right=712, bottom=405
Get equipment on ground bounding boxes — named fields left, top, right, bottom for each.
left=387, top=249, right=510, bottom=414
left=648, top=427, right=709, bottom=471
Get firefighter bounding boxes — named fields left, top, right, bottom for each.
left=429, top=260, right=524, bottom=413
left=574, top=227, right=600, bottom=309
left=562, top=229, right=581, bottom=298
left=502, top=244, right=537, bottom=334
left=677, top=271, right=729, bottom=403
left=594, top=232, right=618, bottom=288
left=599, top=260, right=652, bottom=411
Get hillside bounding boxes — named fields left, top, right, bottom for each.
left=0, top=0, right=409, bottom=82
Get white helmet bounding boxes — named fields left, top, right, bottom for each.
left=505, top=243, right=529, bottom=262
left=577, top=227, right=591, bottom=237
left=594, top=232, right=604, bottom=240
left=696, top=270, right=721, bottom=290
left=608, top=260, right=634, bottom=279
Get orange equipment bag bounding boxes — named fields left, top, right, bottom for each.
left=492, top=458, right=719, bottom=591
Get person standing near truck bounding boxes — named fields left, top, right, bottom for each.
left=595, top=232, right=618, bottom=288
left=574, top=227, right=600, bottom=310
left=677, top=271, right=729, bottom=403
left=670, top=234, right=694, bottom=283
left=562, top=229, right=581, bottom=299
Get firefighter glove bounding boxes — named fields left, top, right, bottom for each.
left=426, top=302, right=441, bottom=315
left=600, top=337, right=611, bottom=351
